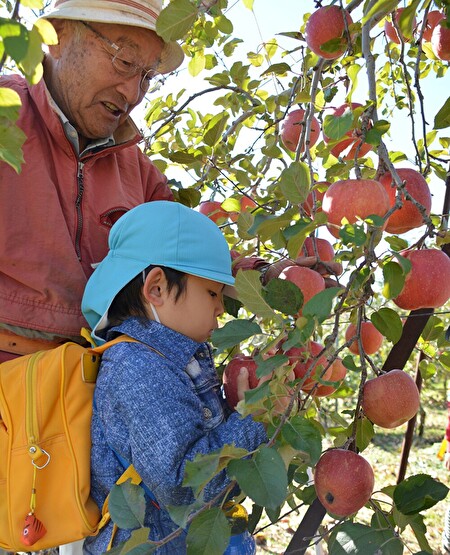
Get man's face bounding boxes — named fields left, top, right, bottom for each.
left=48, top=21, right=164, bottom=143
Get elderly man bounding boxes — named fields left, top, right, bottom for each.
left=0, top=0, right=184, bottom=362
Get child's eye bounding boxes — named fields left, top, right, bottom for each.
left=209, top=291, right=217, bottom=298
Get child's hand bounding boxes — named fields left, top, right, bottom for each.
left=236, top=366, right=251, bottom=403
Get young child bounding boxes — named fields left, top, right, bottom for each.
left=81, top=201, right=267, bottom=554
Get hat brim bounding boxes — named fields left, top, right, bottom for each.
left=82, top=254, right=235, bottom=344
left=42, top=1, right=184, bottom=74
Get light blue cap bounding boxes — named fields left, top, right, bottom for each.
left=82, top=201, right=234, bottom=342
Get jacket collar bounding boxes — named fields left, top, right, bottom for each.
left=29, top=73, right=142, bottom=149
left=106, top=317, right=207, bottom=368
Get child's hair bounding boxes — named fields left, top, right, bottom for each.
left=107, top=265, right=188, bottom=328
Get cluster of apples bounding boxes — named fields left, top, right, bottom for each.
left=222, top=335, right=421, bottom=517
left=302, top=4, right=450, bottom=62
left=384, top=7, right=450, bottom=61
left=314, top=368, right=421, bottom=517
left=198, top=196, right=257, bottom=224
left=280, top=102, right=372, bottom=160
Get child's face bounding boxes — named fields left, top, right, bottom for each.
left=158, top=274, right=225, bottom=343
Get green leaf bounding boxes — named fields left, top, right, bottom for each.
left=362, top=0, right=399, bottom=25
left=398, top=0, right=421, bottom=41
left=394, top=474, right=449, bottom=515
left=234, top=270, right=280, bottom=321
left=18, top=25, right=44, bottom=80
left=109, top=480, right=146, bottom=529
left=262, top=277, right=303, bottom=315
left=353, top=417, right=375, bottom=453
left=20, top=0, right=45, bottom=7
left=0, top=87, right=22, bottom=121
left=261, top=62, right=291, bottom=76
left=382, top=257, right=408, bottom=299
left=177, top=187, right=202, bottom=207
left=392, top=511, right=433, bottom=553
left=281, top=415, right=322, bottom=465
left=183, top=444, right=248, bottom=496
left=254, top=353, right=289, bottom=379
left=420, top=315, right=444, bottom=342
left=211, top=319, right=261, bottom=351
left=328, top=522, right=403, bottom=554
left=34, top=18, right=58, bottom=45
left=188, top=51, right=206, bottom=77
left=156, top=0, right=198, bottom=42
left=215, top=14, right=233, bottom=34
left=0, top=117, right=26, bottom=173
left=365, top=119, right=390, bottom=146
left=204, top=112, right=229, bottom=147
left=121, top=528, right=155, bottom=555
left=186, top=508, right=231, bottom=555
left=0, top=20, right=29, bottom=63
left=323, top=111, right=353, bottom=141
left=227, top=446, right=288, bottom=509
left=303, top=287, right=343, bottom=323
left=339, top=224, right=367, bottom=246
left=371, top=307, right=403, bottom=343
left=278, top=161, right=311, bottom=204
left=434, top=96, right=450, bottom=130
left=167, top=499, right=204, bottom=528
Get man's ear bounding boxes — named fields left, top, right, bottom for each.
left=142, top=267, right=166, bottom=307
left=47, top=19, right=70, bottom=59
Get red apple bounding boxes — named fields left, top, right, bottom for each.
left=431, top=20, right=450, bottom=61
left=305, top=5, right=354, bottom=60
left=223, top=355, right=259, bottom=410
left=422, top=10, right=445, bottom=42
left=393, top=249, right=450, bottom=310
left=322, top=178, right=390, bottom=238
left=229, top=196, right=257, bottom=222
left=384, top=8, right=417, bottom=44
left=379, top=168, right=432, bottom=234
left=286, top=341, right=332, bottom=392
left=345, top=321, right=384, bottom=356
left=323, top=103, right=373, bottom=160
left=300, top=237, right=335, bottom=262
left=198, top=201, right=228, bottom=223
left=362, top=370, right=420, bottom=428
left=279, top=266, right=325, bottom=309
left=314, top=449, right=374, bottom=516
left=281, top=109, right=321, bottom=152
left=315, top=358, right=347, bottom=397
left=301, top=182, right=329, bottom=216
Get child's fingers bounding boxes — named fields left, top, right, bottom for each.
left=236, top=367, right=250, bottom=401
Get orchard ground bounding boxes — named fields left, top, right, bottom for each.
left=248, top=386, right=450, bottom=554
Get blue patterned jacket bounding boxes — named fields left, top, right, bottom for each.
left=83, top=317, right=267, bottom=554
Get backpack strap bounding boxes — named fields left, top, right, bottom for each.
left=92, top=333, right=164, bottom=547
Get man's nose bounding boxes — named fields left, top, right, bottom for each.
left=116, top=74, right=144, bottom=107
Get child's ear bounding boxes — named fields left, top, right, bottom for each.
left=142, top=267, right=166, bottom=306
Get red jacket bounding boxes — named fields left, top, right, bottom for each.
left=0, top=74, right=173, bottom=339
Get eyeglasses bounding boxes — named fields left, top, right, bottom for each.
left=81, top=21, right=160, bottom=93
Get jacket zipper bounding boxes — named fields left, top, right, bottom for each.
left=75, top=161, right=85, bottom=261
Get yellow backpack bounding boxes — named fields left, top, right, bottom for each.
left=0, top=334, right=144, bottom=552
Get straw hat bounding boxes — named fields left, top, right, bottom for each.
left=43, top=0, right=184, bottom=74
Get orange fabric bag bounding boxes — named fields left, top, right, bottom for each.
left=0, top=335, right=142, bottom=552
